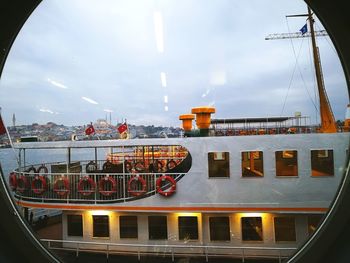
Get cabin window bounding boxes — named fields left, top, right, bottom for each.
left=311, top=150, right=334, bottom=176
left=119, top=216, right=138, bottom=239
left=93, top=215, right=109, bottom=238
left=67, top=214, right=83, bottom=237
left=275, top=150, right=298, bottom=177
left=208, top=152, right=230, bottom=178
left=209, top=217, right=230, bottom=241
left=241, top=217, right=263, bottom=241
left=148, top=216, right=168, bottom=240
left=241, top=151, right=264, bottom=177
left=178, top=216, right=198, bottom=240
left=308, top=215, right=323, bottom=236
left=274, top=217, right=296, bottom=242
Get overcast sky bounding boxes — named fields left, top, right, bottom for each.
left=0, top=0, right=347, bottom=127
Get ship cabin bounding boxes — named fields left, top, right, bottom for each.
left=8, top=129, right=349, bottom=261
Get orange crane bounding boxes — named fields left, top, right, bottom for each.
left=265, top=7, right=337, bottom=133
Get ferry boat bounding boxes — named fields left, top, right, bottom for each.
left=6, top=7, right=350, bottom=262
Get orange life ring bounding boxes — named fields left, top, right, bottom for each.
left=53, top=177, right=70, bottom=196
left=98, top=176, right=117, bottom=196
left=78, top=176, right=96, bottom=196
left=156, top=175, right=176, bottom=197
left=16, top=175, right=28, bottom=193
left=127, top=175, right=147, bottom=196
left=8, top=172, right=17, bottom=191
left=37, top=165, right=48, bottom=175
left=31, top=175, right=47, bottom=195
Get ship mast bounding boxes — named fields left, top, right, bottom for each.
left=266, top=7, right=337, bottom=133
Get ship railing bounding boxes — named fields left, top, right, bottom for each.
left=12, top=165, right=184, bottom=203
left=210, top=125, right=322, bottom=136
left=41, top=238, right=297, bottom=263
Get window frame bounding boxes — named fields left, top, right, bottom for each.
left=275, top=150, right=299, bottom=177
left=241, top=150, right=264, bottom=178
left=148, top=215, right=168, bottom=240
left=67, top=214, right=83, bottom=237
left=209, top=216, right=231, bottom=242
left=310, top=149, right=334, bottom=177
left=273, top=216, right=296, bottom=242
left=208, top=152, right=230, bottom=178
left=178, top=216, right=199, bottom=241
left=92, top=215, right=110, bottom=238
left=241, top=216, right=263, bottom=242
left=119, top=215, right=138, bottom=239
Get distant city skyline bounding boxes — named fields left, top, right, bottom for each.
left=0, top=0, right=348, bottom=127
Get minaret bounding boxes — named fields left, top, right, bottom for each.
left=12, top=113, right=16, bottom=127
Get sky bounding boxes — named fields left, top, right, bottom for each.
left=0, top=0, right=348, bottom=127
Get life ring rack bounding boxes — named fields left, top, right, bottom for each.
left=53, top=176, right=70, bottom=196
left=31, top=175, right=47, bottom=195
left=127, top=175, right=147, bottom=196
left=156, top=175, right=176, bottom=197
left=77, top=176, right=96, bottom=196
left=99, top=175, right=117, bottom=196
left=9, top=172, right=17, bottom=191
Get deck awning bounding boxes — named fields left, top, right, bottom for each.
left=211, top=117, right=294, bottom=124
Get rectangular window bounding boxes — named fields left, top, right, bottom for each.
left=241, top=151, right=264, bottom=177
left=178, top=216, right=198, bottom=240
left=209, top=217, right=230, bottom=241
left=67, top=214, right=83, bottom=237
left=274, top=217, right=296, bottom=242
left=148, top=216, right=167, bottom=240
left=275, top=150, right=298, bottom=177
left=93, top=215, right=109, bottom=238
left=311, top=150, right=334, bottom=176
left=241, top=217, right=263, bottom=241
left=308, top=215, right=323, bottom=235
left=120, top=216, right=138, bottom=239
left=208, top=152, right=230, bottom=177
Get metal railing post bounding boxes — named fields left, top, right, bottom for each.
left=279, top=250, right=281, bottom=263
left=242, top=248, right=245, bottom=263
left=76, top=243, right=79, bottom=258
left=138, top=247, right=140, bottom=261
left=106, top=244, right=109, bottom=259
left=171, top=247, right=174, bottom=262
left=205, top=246, right=208, bottom=262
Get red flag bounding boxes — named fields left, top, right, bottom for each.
left=85, top=124, right=95, bottom=135
left=117, top=123, right=128, bottom=134
left=0, top=115, right=6, bottom=135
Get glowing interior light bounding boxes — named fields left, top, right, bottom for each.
left=154, top=11, right=164, bottom=53
left=160, top=72, right=167, bottom=87
left=82, top=96, right=98, bottom=105
left=164, top=105, right=169, bottom=111
left=90, top=210, right=110, bottom=216
left=164, top=95, right=168, bottom=103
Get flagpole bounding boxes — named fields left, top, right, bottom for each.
left=0, top=108, right=20, bottom=166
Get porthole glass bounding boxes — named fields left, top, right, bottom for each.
left=0, top=1, right=348, bottom=262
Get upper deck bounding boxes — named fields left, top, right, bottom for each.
left=11, top=132, right=349, bottom=213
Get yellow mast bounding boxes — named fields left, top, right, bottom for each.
left=307, top=7, right=337, bottom=133
left=266, top=7, right=337, bottom=133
